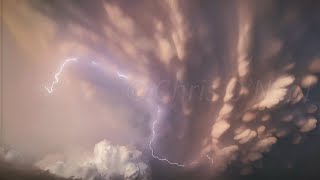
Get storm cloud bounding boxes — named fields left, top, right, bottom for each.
left=2, top=0, right=320, bottom=179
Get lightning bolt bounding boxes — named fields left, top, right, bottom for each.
left=45, top=58, right=77, bottom=93
left=148, top=106, right=213, bottom=167
left=45, top=58, right=214, bottom=167
left=148, top=106, right=185, bottom=167
left=206, top=155, right=214, bottom=165
left=116, top=71, right=129, bottom=79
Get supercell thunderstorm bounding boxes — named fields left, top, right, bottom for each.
left=3, top=0, right=320, bottom=179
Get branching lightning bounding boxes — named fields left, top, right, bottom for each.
left=45, top=58, right=214, bottom=167
left=45, top=58, right=77, bottom=93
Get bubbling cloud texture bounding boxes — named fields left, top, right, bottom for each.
left=30, top=0, right=320, bottom=174
left=4, top=0, right=320, bottom=179
left=36, top=140, right=151, bottom=180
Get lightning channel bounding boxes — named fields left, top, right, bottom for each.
left=45, top=58, right=77, bottom=93
left=45, top=58, right=214, bottom=167
left=116, top=71, right=129, bottom=79
left=206, top=155, right=214, bottom=164
left=148, top=106, right=185, bottom=167
left=148, top=106, right=213, bottom=167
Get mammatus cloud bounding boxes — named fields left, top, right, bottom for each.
left=254, top=75, right=295, bottom=109
left=31, top=0, right=320, bottom=175
left=3, top=0, right=320, bottom=179
left=200, top=0, right=320, bottom=175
